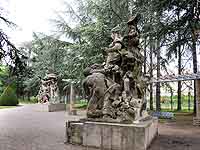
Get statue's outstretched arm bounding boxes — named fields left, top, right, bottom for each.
left=105, top=43, right=122, bottom=52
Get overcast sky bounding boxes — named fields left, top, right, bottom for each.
left=1, top=0, right=70, bottom=45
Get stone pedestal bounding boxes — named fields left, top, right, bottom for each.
left=48, top=103, right=66, bottom=112
left=68, top=109, right=77, bottom=115
left=65, top=118, right=158, bottom=150
left=193, top=117, right=200, bottom=126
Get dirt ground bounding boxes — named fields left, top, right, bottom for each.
left=149, top=113, right=200, bottom=150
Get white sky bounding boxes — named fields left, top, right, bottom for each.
left=1, top=0, right=72, bottom=46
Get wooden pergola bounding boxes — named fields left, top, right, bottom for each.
left=148, top=73, right=200, bottom=126
left=148, top=73, right=200, bottom=83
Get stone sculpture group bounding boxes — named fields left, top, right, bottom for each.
left=38, top=73, right=59, bottom=104
left=66, top=16, right=158, bottom=150
left=83, top=15, right=150, bottom=123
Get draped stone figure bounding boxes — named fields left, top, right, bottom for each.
left=83, top=15, right=150, bottom=123
left=38, top=73, right=60, bottom=104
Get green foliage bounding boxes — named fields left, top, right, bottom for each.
left=20, top=0, right=131, bottom=94
left=51, top=0, right=131, bottom=87
left=74, top=99, right=88, bottom=109
left=148, top=94, right=194, bottom=112
left=74, top=103, right=87, bottom=109
left=0, top=65, right=9, bottom=94
left=0, top=85, right=19, bottom=106
left=20, top=33, right=72, bottom=96
left=0, top=106, right=17, bottom=109
left=159, top=95, right=194, bottom=110
left=19, top=96, right=38, bottom=104
left=30, top=96, right=38, bottom=103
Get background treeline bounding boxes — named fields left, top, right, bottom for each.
left=0, top=0, right=199, bottom=111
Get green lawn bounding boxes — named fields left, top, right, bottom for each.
left=74, top=99, right=88, bottom=109
left=19, top=101, right=37, bottom=104
left=74, top=103, right=87, bottom=109
left=147, top=95, right=194, bottom=112
left=0, top=106, right=16, bottom=109
left=75, top=96, right=194, bottom=112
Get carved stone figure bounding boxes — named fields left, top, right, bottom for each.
left=38, top=73, right=60, bottom=104
left=38, top=80, right=50, bottom=103
left=83, top=64, right=120, bottom=118
left=83, top=15, right=150, bottom=123
left=104, top=25, right=123, bottom=71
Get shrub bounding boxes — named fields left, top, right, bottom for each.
left=30, top=96, right=38, bottom=103
left=18, top=96, right=38, bottom=104
left=0, top=85, right=18, bottom=106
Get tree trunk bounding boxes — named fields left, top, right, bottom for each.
left=170, top=88, right=173, bottom=110
left=177, top=9, right=182, bottom=111
left=188, top=90, right=191, bottom=111
left=149, top=37, right=154, bottom=110
left=143, top=37, right=147, bottom=109
left=156, top=38, right=161, bottom=111
left=189, top=1, right=198, bottom=114
left=143, top=37, right=147, bottom=74
left=177, top=81, right=182, bottom=110
left=27, top=92, right=30, bottom=101
left=192, top=33, right=197, bottom=114
left=177, top=39, right=182, bottom=110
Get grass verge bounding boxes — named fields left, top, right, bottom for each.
left=0, top=106, right=16, bottom=109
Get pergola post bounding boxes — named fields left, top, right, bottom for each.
left=193, top=79, right=200, bottom=125
left=69, top=82, right=77, bottom=115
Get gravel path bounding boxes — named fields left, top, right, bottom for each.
left=0, top=104, right=83, bottom=150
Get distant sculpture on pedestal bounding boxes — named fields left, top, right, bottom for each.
left=38, top=73, right=60, bottom=104
left=83, top=15, right=149, bottom=123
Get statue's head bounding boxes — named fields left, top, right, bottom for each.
left=125, top=71, right=133, bottom=78
left=127, top=14, right=141, bottom=26
left=129, top=25, right=136, bottom=31
left=111, top=25, right=122, bottom=40
left=127, top=14, right=141, bottom=33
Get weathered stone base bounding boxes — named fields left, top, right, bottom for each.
left=193, top=117, right=200, bottom=126
left=48, top=103, right=66, bottom=112
left=68, top=109, right=77, bottom=115
left=65, top=118, right=158, bottom=150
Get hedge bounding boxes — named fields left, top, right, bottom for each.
left=0, top=85, right=18, bottom=106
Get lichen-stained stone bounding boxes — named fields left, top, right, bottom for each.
left=82, top=15, right=148, bottom=123
left=69, top=122, right=83, bottom=144
left=83, top=122, right=101, bottom=147
left=48, top=103, right=66, bottom=112
left=66, top=118, right=158, bottom=150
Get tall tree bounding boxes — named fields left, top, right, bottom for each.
left=177, top=8, right=182, bottom=111
left=156, top=37, right=161, bottom=111
left=189, top=0, right=199, bottom=114
left=149, top=37, right=154, bottom=110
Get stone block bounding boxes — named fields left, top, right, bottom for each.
left=65, top=118, right=158, bottom=150
left=48, top=103, right=66, bottom=112
left=193, top=117, right=200, bottom=126
left=66, top=121, right=83, bottom=144
left=68, top=109, right=77, bottom=115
